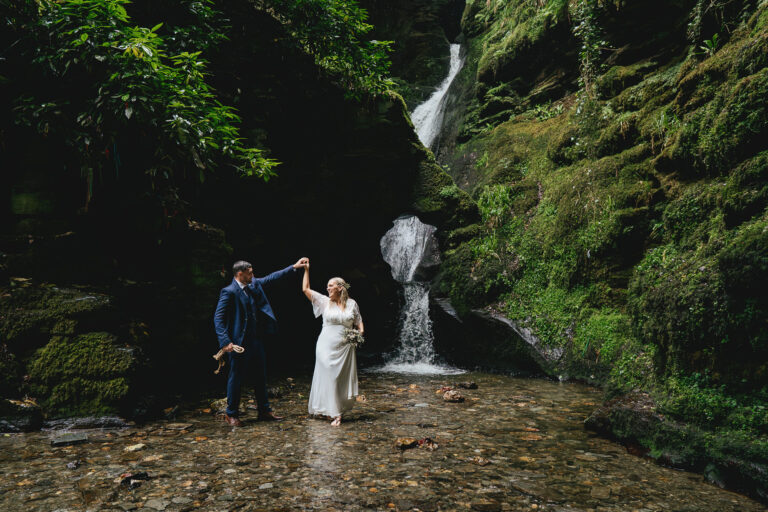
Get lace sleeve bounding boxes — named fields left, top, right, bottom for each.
left=310, top=290, right=329, bottom=318
left=352, top=300, right=363, bottom=326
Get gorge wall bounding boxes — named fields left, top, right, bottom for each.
left=370, top=0, right=768, bottom=500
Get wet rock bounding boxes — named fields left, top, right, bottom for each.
left=468, top=456, right=490, bottom=466
left=120, top=471, right=150, bottom=489
left=590, top=486, right=611, bottom=499
left=123, top=443, right=146, bottom=452
left=44, top=416, right=131, bottom=430
left=0, top=398, right=42, bottom=432
left=144, top=498, right=170, bottom=510
left=66, top=459, right=82, bottom=470
left=51, top=432, right=88, bottom=447
left=163, top=422, right=193, bottom=431
left=457, top=381, right=478, bottom=389
left=394, top=438, right=419, bottom=450
left=443, top=390, right=464, bottom=403
left=259, top=482, right=274, bottom=489
left=171, top=497, right=192, bottom=504
left=418, top=437, right=439, bottom=451
left=471, top=498, right=501, bottom=511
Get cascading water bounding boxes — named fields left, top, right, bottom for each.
left=378, top=215, right=464, bottom=375
left=410, top=44, right=465, bottom=149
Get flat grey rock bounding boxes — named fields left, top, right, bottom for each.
left=51, top=432, right=88, bottom=447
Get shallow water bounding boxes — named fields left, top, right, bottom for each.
left=1, top=372, right=763, bottom=511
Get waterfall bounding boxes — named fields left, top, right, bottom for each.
left=378, top=215, right=464, bottom=375
left=410, top=44, right=465, bottom=150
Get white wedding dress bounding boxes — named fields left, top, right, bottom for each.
left=307, top=291, right=361, bottom=417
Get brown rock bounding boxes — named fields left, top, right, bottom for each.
left=443, top=390, right=464, bottom=403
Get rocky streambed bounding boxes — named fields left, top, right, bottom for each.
left=1, top=372, right=763, bottom=511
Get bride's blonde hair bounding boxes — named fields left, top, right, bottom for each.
left=330, top=277, right=350, bottom=308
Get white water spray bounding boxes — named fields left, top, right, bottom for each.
left=410, top=44, right=465, bottom=149
left=378, top=216, right=464, bottom=375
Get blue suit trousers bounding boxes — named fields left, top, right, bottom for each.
left=226, top=337, right=271, bottom=417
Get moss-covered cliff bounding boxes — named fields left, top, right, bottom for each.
left=427, top=0, right=768, bottom=499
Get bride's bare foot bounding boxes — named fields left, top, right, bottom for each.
left=330, top=416, right=341, bottom=427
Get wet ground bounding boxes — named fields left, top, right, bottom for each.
left=1, top=372, right=764, bottom=511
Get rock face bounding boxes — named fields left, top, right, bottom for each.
left=431, top=300, right=556, bottom=376
left=361, top=0, right=467, bottom=108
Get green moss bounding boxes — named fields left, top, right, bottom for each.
left=0, top=345, right=21, bottom=397
left=0, top=286, right=111, bottom=349
left=28, top=332, right=136, bottom=417
left=413, top=160, right=479, bottom=227
left=437, top=242, right=507, bottom=315
left=720, top=151, right=768, bottom=227
left=473, top=0, right=569, bottom=83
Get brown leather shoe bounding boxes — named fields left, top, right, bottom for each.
left=225, top=414, right=243, bottom=427
left=257, top=411, right=283, bottom=422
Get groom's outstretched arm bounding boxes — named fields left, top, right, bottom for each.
left=213, top=289, right=233, bottom=349
left=254, top=257, right=308, bottom=287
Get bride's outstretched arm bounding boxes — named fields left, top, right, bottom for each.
left=302, top=265, right=314, bottom=300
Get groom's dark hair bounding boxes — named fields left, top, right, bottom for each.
left=233, top=260, right=252, bottom=274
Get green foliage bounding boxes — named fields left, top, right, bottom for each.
left=660, top=373, right=768, bottom=433
left=477, top=184, right=514, bottom=228
left=571, top=0, right=607, bottom=97
left=523, top=101, right=564, bottom=121
left=5, top=0, right=277, bottom=197
left=261, top=0, right=394, bottom=99
left=698, top=33, right=721, bottom=57
left=573, top=309, right=632, bottom=364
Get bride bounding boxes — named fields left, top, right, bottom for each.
left=302, top=263, right=363, bottom=426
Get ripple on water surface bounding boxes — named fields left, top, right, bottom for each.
left=1, top=372, right=764, bottom=511
left=372, top=362, right=467, bottom=375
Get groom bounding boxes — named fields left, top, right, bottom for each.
left=214, top=257, right=308, bottom=426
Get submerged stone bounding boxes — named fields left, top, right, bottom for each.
left=50, top=432, right=88, bottom=447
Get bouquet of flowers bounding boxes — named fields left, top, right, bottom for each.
left=343, top=328, right=365, bottom=348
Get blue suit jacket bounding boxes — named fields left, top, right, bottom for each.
left=214, top=265, right=297, bottom=349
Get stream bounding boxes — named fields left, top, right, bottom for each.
left=1, top=372, right=763, bottom=511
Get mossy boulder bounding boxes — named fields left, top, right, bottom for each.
left=28, top=332, right=137, bottom=417
left=586, top=392, right=768, bottom=503
left=0, top=285, right=113, bottom=354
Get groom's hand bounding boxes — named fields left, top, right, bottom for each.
left=293, top=257, right=309, bottom=269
